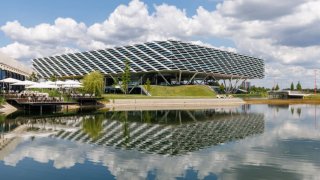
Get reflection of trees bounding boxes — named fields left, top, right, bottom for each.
left=82, top=114, right=104, bottom=140
left=297, top=108, right=301, bottom=117
left=0, top=115, right=5, bottom=123
left=112, top=111, right=130, bottom=147
left=143, top=111, right=151, bottom=124
left=121, top=112, right=130, bottom=147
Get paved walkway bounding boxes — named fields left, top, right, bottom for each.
left=106, top=98, right=244, bottom=110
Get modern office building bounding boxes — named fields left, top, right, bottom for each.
left=0, top=52, right=32, bottom=81
left=32, top=40, right=264, bottom=90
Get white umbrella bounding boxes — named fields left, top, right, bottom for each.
left=0, top=78, right=22, bottom=83
left=65, top=80, right=81, bottom=85
left=44, top=80, right=54, bottom=85
left=0, top=78, right=22, bottom=93
left=62, top=80, right=82, bottom=89
left=55, top=80, right=67, bottom=85
left=46, top=80, right=66, bottom=85
left=26, top=83, right=59, bottom=89
left=11, top=80, right=37, bottom=86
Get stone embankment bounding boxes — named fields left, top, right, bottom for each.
left=0, top=103, right=17, bottom=115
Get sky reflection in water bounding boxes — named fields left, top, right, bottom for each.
left=0, top=104, right=319, bottom=180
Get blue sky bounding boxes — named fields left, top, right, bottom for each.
left=0, top=0, right=230, bottom=47
left=0, top=0, right=218, bottom=24
left=0, top=0, right=319, bottom=88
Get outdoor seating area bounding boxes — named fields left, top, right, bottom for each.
left=0, top=78, right=83, bottom=93
left=0, top=78, right=84, bottom=108
left=0, top=77, right=103, bottom=109
left=5, top=91, right=64, bottom=103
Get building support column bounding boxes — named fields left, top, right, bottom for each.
left=231, top=77, right=242, bottom=93
left=187, top=72, right=198, bottom=85
left=178, top=71, right=182, bottom=85
left=228, top=78, right=233, bottom=93
left=129, top=74, right=145, bottom=94
left=239, top=77, right=247, bottom=93
left=201, top=74, right=210, bottom=84
left=224, top=76, right=235, bottom=94
left=223, top=79, right=227, bottom=93
left=158, top=72, right=170, bottom=85
left=224, top=76, right=246, bottom=94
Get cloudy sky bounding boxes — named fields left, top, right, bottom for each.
left=0, top=0, right=319, bottom=88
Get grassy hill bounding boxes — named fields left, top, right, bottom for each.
left=148, top=85, right=216, bottom=97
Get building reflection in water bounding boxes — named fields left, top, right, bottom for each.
left=0, top=109, right=264, bottom=156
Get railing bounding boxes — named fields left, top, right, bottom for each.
left=4, top=93, right=64, bottom=103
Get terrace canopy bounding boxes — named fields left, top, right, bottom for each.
left=11, top=80, right=36, bottom=86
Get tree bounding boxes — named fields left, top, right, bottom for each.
left=275, top=84, right=280, bottom=91
left=121, top=59, right=131, bottom=94
left=290, top=82, right=294, bottom=91
left=296, top=81, right=302, bottom=91
left=82, top=71, right=104, bottom=97
left=49, top=75, right=57, bottom=82
left=145, top=78, right=151, bottom=92
left=219, top=83, right=225, bottom=93
left=28, top=72, right=38, bottom=82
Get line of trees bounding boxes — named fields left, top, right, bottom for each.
left=290, top=81, right=302, bottom=91
left=272, top=81, right=303, bottom=91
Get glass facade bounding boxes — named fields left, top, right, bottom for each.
left=0, top=69, right=26, bottom=81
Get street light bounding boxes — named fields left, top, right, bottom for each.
left=315, top=69, right=317, bottom=95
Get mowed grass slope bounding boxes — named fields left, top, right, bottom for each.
left=148, top=85, right=215, bottom=97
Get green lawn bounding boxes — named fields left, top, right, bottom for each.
left=148, top=85, right=216, bottom=96
left=103, top=85, right=216, bottom=100
left=304, top=94, right=320, bottom=99
left=232, top=93, right=267, bottom=98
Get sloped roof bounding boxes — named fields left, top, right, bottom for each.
left=0, top=52, right=32, bottom=76
left=33, top=40, right=264, bottom=79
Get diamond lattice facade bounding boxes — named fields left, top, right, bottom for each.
left=32, top=40, right=264, bottom=85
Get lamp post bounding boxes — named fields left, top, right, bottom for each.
left=315, top=69, right=317, bottom=95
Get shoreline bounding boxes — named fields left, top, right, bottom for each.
left=2, top=98, right=320, bottom=115
left=103, top=98, right=245, bottom=110
left=0, top=103, right=18, bottom=115
left=243, top=98, right=320, bottom=105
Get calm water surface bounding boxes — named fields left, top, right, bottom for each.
left=0, top=104, right=319, bottom=180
